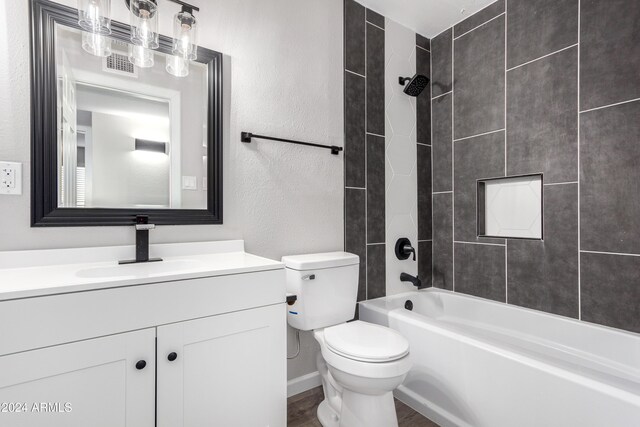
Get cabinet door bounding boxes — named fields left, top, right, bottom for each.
left=0, top=329, right=155, bottom=427
left=157, top=304, right=286, bottom=427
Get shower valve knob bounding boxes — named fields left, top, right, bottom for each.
left=395, top=238, right=416, bottom=261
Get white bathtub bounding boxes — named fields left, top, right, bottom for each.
left=358, top=288, right=640, bottom=427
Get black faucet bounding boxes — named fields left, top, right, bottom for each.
left=400, top=272, right=422, bottom=288
left=119, top=215, right=163, bottom=264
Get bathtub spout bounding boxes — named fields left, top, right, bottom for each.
left=400, top=272, right=421, bottom=288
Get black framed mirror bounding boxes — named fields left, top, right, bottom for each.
left=30, top=0, right=222, bottom=226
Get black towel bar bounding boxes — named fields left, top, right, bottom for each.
left=241, top=132, right=343, bottom=155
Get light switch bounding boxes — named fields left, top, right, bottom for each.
left=182, top=175, right=197, bottom=190
left=0, top=162, right=22, bottom=195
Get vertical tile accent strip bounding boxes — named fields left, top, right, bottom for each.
left=417, top=144, right=432, bottom=241
left=431, top=28, right=453, bottom=97
left=432, top=193, right=453, bottom=290
left=345, top=188, right=367, bottom=301
left=344, top=0, right=366, bottom=75
left=366, top=23, right=385, bottom=136
left=344, top=72, right=366, bottom=188
left=366, top=135, right=385, bottom=243
left=366, top=244, right=386, bottom=298
left=416, top=47, right=432, bottom=145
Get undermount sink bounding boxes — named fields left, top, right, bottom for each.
left=76, top=259, right=205, bottom=279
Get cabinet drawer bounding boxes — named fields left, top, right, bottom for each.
left=0, top=269, right=284, bottom=356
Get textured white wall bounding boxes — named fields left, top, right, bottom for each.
left=0, top=0, right=343, bottom=380
left=384, top=18, right=419, bottom=295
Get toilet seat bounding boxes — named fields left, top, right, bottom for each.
left=324, top=321, right=409, bottom=362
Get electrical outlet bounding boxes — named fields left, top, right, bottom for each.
left=182, top=175, right=197, bottom=190
left=0, top=162, right=22, bottom=195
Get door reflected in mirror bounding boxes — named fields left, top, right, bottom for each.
left=55, top=24, right=208, bottom=210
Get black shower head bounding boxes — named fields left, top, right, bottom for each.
left=399, top=74, right=430, bottom=97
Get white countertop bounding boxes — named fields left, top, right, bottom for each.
left=0, top=240, right=283, bottom=301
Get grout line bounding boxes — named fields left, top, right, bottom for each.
left=418, top=239, right=433, bottom=242
left=577, top=0, right=581, bottom=320
left=579, top=97, right=640, bottom=114
left=543, top=181, right=578, bottom=186
left=504, top=0, right=508, bottom=304
left=367, top=242, right=385, bottom=246
left=433, top=190, right=453, bottom=194
left=580, top=250, right=640, bottom=258
left=416, top=44, right=430, bottom=53
left=454, top=128, right=505, bottom=142
left=454, top=12, right=506, bottom=41
left=345, top=69, right=366, bottom=79
left=366, top=131, right=384, bottom=138
left=345, top=186, right=365, bottom=190
left=454, top=241, right=506, bottom=247
left=451, top=29, right=456, bottom=292
left=364, top=13, right=368, bottom=301
left=366, top=21, right=384, bottom=32
left=506, top=43, right=578, bottom=72
left=417, top=142, right=432, bottom=147
left=432, top=90, right=452, bottom=100
left=430, top=33, right=435, bottom=288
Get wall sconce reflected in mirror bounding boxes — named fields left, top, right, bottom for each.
left=78, top=0, right=112, bottom=35
left=135, top=138, right=168, bottom=154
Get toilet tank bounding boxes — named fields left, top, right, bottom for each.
left=282, top=252, right=359, bottom=331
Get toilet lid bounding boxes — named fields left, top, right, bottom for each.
left=324, top=321, right=409, bottom=363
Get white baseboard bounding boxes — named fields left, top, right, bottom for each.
left=287, top=371, right=322, bottom=398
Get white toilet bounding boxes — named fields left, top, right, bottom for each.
left=283, top=252, right=412, bottom=427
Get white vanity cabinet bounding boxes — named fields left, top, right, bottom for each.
left=0, top=242, right=287, bottom=427
left=157, top=304, right=285, bottom=427
left=0, top=329, right=156, bottom=427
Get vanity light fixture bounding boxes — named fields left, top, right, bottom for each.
left=166, top=54, right=189, bottom=77
left=128, top=44, right=155, bottom=68
left=82, top=32, right=112, bottom=57
left=78, top=0, right=112, bottom=35
left=127, top=0, right=160, bottom=49
left=172, top=4, right=199, bottom=60
left=135, top=138, right=168, bottom=154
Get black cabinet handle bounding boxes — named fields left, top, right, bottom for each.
left=168, top=352, right=178, bottom=362
left=135, top=360, right=147, bottom=370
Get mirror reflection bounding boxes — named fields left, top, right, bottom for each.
left=55, top=24, right=208, bottom=209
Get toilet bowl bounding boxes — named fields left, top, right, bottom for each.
left=282, top=252, right=412, bottom=427
left=314, top=322, right=412, bottom=427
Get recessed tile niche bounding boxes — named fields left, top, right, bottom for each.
left=477, top=175, right=542, bottom=239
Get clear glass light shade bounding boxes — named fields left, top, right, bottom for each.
left=128, top=44, right=154, bottom=68
left=166, top=55, right=189, bottom=77
left=82, top=32, right=112, bottom=57
left=78, top=0, right=111, bottom=35
left=129, top=0, right=159, bottom=49
left=172, top=10, right=198, bottom=60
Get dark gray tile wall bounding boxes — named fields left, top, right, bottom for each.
left=344, top=2, right=431, bottom=301
left=453, top=15, right=505, bottom=139
left=508, top=184, right=579, bottom=318
left=418, top=241, right=433, bottom=287
left=416, top=47, right=431, bottom=145
left=431, top=94, right=452, bottom=192
left=367, top=135, right=385, bottom=243
left=580, top=101, right=640, bottom=255
left=366, top=23, right=385, bottom=136
left=506, top=46, right=578, bottom=183
left=507, top=0, right=578, bottom=69
left=580, top=0, right=640, bottom=111
left=430, top=0, right=640, bottom=334
left=454, top=0, right=504, bottom=38
left=453, top=132, right=505, bottom=243
left=432, top=193, right=453, bottom=290
left=417, top=144, right=432, bottom=241
left=431, top=28, right=452, bottom=97
left=454, top=243, right=505, bottom=302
